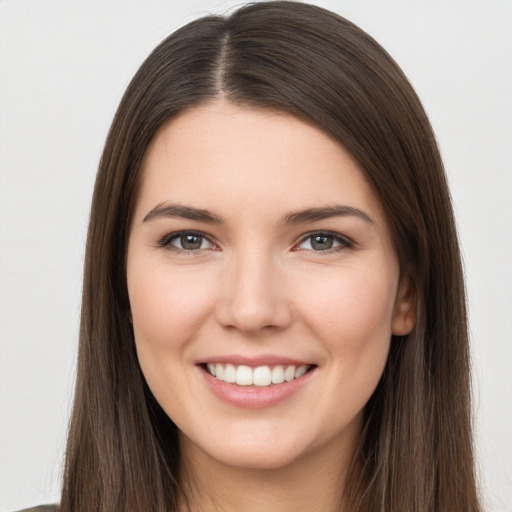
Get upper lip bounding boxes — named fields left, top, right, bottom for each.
left=198, top=354, right=315, bottom=367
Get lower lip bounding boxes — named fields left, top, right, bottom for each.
left=199, top=366, right=315, bottom=409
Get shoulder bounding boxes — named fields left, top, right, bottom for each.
left=16, top=506, right=58, bottom=512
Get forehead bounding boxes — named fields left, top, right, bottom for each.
left=135, top=100, right=386, bottom=226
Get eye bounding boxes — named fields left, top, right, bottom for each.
left=159, top=231, right=216, bottom=252
left=296, top=231, right=352, bottom=252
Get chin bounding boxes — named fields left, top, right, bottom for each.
left=180, top=427, right=314, bottom=471
left=209, top=445, right=305, bottom=471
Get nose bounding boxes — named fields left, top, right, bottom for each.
left=215, top=250, right=292, bottom=334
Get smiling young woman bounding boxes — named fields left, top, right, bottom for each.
left=126, top=101, right=415, bottom=486
left=49, top=1, right=482, bottom=511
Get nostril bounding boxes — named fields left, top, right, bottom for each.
left=216, top=298, right=293, bottom=333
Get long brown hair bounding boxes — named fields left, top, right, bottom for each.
left=61, top=2, right=481, bottom=511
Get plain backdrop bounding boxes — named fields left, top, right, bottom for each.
left=0, top=0, right=511, bottom=510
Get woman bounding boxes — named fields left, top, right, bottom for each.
left=29, top=1, right=481, bottom=511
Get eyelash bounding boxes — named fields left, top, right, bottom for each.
left=157, top=230, right=353, bottom=254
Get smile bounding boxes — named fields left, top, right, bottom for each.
left=206, top=363, right=311, bottom=387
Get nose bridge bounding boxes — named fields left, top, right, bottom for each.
left=216, top=244, right=291, bottom=333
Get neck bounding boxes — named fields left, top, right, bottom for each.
left=178, top=428, right=359, bottom=512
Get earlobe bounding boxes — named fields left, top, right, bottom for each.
left=392, top=273, right=416, bottom=336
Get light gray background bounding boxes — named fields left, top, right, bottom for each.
left=0, top=0, right=511, bottom=510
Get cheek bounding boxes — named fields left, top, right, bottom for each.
left=301, top=266, right=397, bottom=341
left=295, top=264, right=397, bottom=395
left=127, top=261, right=220, bottom=421
left=129, top=263, right=210, bottom=341
left=127, top=261, right=216, bottom=382
left=296, top=267, right=397, bottom=431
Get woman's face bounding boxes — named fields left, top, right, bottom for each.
left=127, top=100, right=415, bottom=471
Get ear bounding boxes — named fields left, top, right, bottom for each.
left=392, top=272, right=416, bottom=336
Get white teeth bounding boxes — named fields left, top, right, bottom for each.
left=295, top=365, right=308, bottom=378
left=235, top=365, right=253, bottom=386
left=206, top=363, right=311, bottom=387
left=284, top=365, right=296, bottom=382
left=253, top=366, right=272, bottom=386
left=224, top=363, right=236, bottom=383
left=271, top=366, right=285, bottom=384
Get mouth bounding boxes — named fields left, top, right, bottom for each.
left=201, top=362, right=315, bottom=387
left=198, top=359, right=317, bottom=408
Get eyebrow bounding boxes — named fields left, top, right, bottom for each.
left=142, top=202, right=373, bottom=226
left=143, top=203, right=223, bottom=224
left=280, top=205, right=374, bottom=225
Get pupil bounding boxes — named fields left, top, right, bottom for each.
left=312, top=235, right=333, bottom=250
left=181, top=234, right=202, bottom=250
